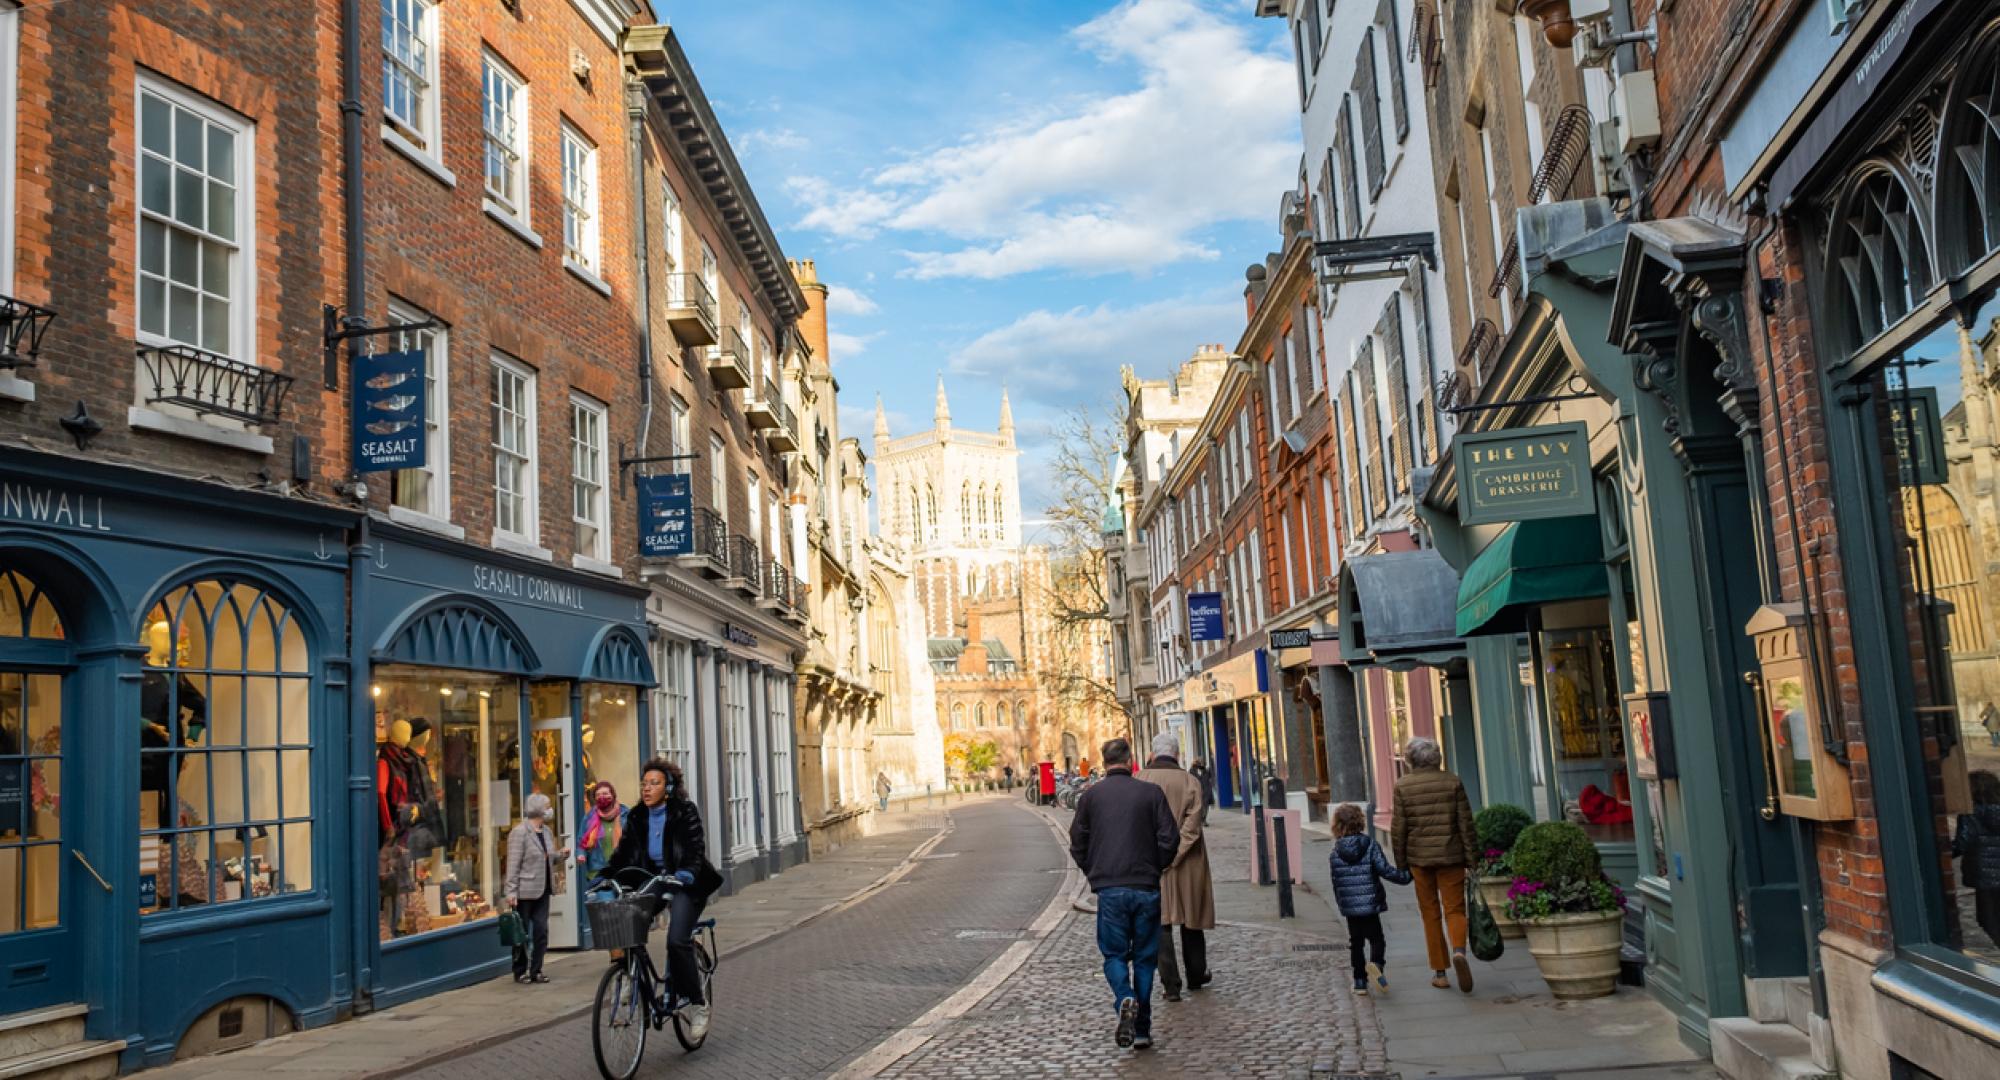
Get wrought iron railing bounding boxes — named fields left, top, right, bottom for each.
left=1435, top=370, right=1468, bottom=412
left=683, top=506, right=728, bottom=565
left=726, top=535, right=762, bottom=593
left=663, top=272, right=717, bottom=326
left=793, top=576, right=810, bottom=614
left=766, top=560, right=791, bottom=606
left=772, top=395, right=798, bottom=442
left=1488, top=231, right=1521, bottom=300
left=1454, top=318, right=1499, bottom=382
left=0, top=294, right=56, bottom=369
left=137, top=343, right=294, bottom=425
left=1529, top=104, right=1593, bottom=206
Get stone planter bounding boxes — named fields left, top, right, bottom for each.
left=1477, top=875, right=1525, bottom=939
left=1519, top=909, right=1623, bottom=999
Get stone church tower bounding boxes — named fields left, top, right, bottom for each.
left=872, top=381, right=1027, bottom=638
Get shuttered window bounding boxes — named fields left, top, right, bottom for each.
left=1379, top=0, right=1409, bottom=143
left=1380, top=294, right=1413, bottom=496
left=1338, top=381, right=1366, bottom=539
left=1336, top=99, right=1362, bottom=238
left=1358, top=339, right=1388, bottom=518
left=1407, top=265, right=1437, bottom=464
left=1355, top=30, right=1386, bottom=198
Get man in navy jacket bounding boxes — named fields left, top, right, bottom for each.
left=1069, top=738, right=1179, bottom=1051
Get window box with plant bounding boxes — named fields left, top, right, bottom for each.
left=1503, top=821, right=1626, bottom=999
left=1472, top=803, right=1531, bottom=940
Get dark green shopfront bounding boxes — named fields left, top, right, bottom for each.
left=0, top=450, right=654, bottom=1068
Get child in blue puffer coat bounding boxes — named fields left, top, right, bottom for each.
left=1329, top=803, right=1411, bottom=995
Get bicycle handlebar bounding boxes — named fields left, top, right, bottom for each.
left=587, top=866, right=686, bottom=900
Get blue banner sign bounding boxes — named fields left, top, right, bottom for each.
left=637, top=473, right=692, bottom=557
left=353, top=349, right=426, bottom=473
left=1188, top=592, right=1225, bottom=642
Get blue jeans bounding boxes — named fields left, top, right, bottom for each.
left=1095, top=886, right=1161, bottom=1035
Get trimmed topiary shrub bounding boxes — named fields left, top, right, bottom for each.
left=1475, top=804, right=1533, bottom=853
left=1508, top=821, right=1601, bottom=888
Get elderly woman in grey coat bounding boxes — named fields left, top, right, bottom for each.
left=505, top=792, right=558, bottom=983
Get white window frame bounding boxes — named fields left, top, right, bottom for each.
left=1323, top=475, right=1340, bottom=573
left=710, top=433, right=728, bottom=523
left=1306, top=307, right=1324, bottom=395
left=480, top=52, right=529, bottom=223
left=570, top=393, right=609, bottom=562
left=669, top=392, right=691, bottom=468
left=746, top=473, right=762, bottom=555
left=560, top=122, right=600, bottom=273
left=0, top=2, right=17, bottom=295
left=652, top=638, right=695, bottom=795
left=490, top=354, right=539, bottom=544
left=1281, top=507, right=1297, bottom=607
left=135, top=74, right=256, bottom=362
left=661, top=177, right=683, bottom=295
left=1266, top=357, right=1283, bottom=433
left=1285, top=329, right=1303, bottom=420
left=767, top=675, right=795, bottom=842
left=722, top=660, right=755, bottom=860
left=1299, top=495, right=1316, bottom=595
left=380, top=0, right=440, bottom=155
left=388, top=299, right=450, bottom=522
left=1249, top=528, right=1265, bottom=626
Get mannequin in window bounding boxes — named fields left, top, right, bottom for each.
left=377, top=719, right=416, bottom=845
left=140, top=619, right=207, bottom=827
left=403, top=717, right=441, bottom=857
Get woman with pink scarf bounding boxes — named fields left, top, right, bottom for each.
left=575, top=781, right=626, bottom=875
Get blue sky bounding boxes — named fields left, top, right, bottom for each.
left=665, top=0, right=1301, bottom=525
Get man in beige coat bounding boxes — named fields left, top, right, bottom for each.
left=1138, top=731, right=1214, bottom=1001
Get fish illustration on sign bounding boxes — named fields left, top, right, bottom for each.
left=364, top=370, right=412, bottom=390
left=366, top=419, right=416, bottom=436
left=369, top=394, right=419, bottom=413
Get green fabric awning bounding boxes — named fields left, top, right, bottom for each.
left=1455, top=516, right=1609, bottom=637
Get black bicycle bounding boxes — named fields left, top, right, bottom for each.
left=587, top=867, right=718, bottom=1080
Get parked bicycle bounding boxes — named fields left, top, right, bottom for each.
left=587, top=866, right=718, bottom=1080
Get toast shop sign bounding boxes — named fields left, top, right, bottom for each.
left=1453, top=421, right=1596, bottom=526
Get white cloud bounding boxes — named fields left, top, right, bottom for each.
left=947, top=292, right=1243, bottom=410
left=787, top=0, right=1296, bottom=279
left=826, top=284, right=879, bottom=316
left=826, top=329, right=882, bottom=362
left=737, top=127, right=808, bottom=157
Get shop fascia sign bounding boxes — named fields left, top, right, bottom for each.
left=0, top=479, right=112, bottom=532
left=470, top=563, right=587, bottom=612
left=1453, top=421, right=1596, bottom=526
left=352, top=349, right=427, bottom=473
left=722, top=624, right=758, bottom=648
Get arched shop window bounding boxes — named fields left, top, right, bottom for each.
left=138, top=578, right=313, bottom=914
left=0, top=571, right=67, bottom=938
left=1827, top=167, right=1932, bottom=351
left=1847, top=288, right=2000, bottom=971
left=1937, top=23, right=2000, bottom=274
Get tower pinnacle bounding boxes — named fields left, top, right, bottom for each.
left=874, top=394, right=890, bottom=444
left=934, top=375, right=950, bottom=433
left=998, top=386, right=1014, bottom=446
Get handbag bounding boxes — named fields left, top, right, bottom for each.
left=497, top=908, right=528, bottom=948
left=1466, top=877, right=1504, bottom=963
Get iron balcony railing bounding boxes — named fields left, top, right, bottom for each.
left=764, top=560, right=791, bottom=609
left=0, top=294, right=56, bottom=369
left=745, top=377, right=780, bottom=430
left=679, top=506, right=729, bottom=568
left=725, top=535, right=762, bottom=594
left=1454, top=318, right=1499, bottom=383
left=793, top=575, right=810, bottom=616
left=708, top=326, right=751, bottom=389
left=1528, top=104, right=1593, bottom=206
left=137, top=343, right=294, bottom=426
left=1488, top=230, right=1521, bottom=301
left=662, top=272, right=718, bottom=345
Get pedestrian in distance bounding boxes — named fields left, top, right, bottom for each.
left=1329, top=802, right=1411, bottom=996
left=1951, top=769, right=2000, bottom=947
left=1004, top=763, right=1015, bottom=789
left=876, top=770, right=892, bottom=812
left=1982, top=701, right=2000, bottom=748
left=503, top=792, right=557, bottom=984
left=604, top=759, right=726, bottom=1040
left=1391, top=737, right=1479, bottom=992
left=1069, top=737, right=1179, bottom=1052
left=575, top=780, right=626, bottom=877
left=1138, top=731, right=1215, bottom=1003
left=1188, top=759, right=1214, bottom=825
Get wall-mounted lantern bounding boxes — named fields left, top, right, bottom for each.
left=1746, top=604, right=1853, bottom=821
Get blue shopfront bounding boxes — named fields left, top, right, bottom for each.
left=355, top=523, right=653, bottom=1008
left=0, top=451, right=354, bottom=1068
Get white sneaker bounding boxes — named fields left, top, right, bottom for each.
left=684, top=1002, right=709, bottom=1040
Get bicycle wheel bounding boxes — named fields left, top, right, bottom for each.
left=592, top=960, right=649, bottom=1080
left=671, top=940, right=716, bottom=1051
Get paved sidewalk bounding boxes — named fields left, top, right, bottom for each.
left=148, top=807, right=956, bottom=1078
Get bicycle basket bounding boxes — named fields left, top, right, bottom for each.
left=585, top=896, right=655, bottom=950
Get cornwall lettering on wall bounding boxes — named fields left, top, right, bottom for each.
left=470, top=564, right=587, bottom=612
left=1453, top=421, right=1596, bottom=526
left=0, top=481, right=112, bottom=532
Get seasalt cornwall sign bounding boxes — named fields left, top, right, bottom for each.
left=1453, top=421, right=1596, bottom=526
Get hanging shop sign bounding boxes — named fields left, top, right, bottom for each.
left=1268, top=628, right=1312, bottom=650
left=1886, top=387, right=1948, bottom=486
left=1453, top=421, right=1595, bottom=526
left=1188, top=592, right=1225, bottom=642
left=636, top=473, right=693, bottom=557
left=353, top=349, right=427, bottom=473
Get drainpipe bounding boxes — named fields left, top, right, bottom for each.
left=339, top=0, right=376, bottom=1014
left=627, top=79, right=655, bottom=457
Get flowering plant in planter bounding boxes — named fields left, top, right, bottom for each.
left=1501, top=820, right=1625, bottom=999
left=1505, top=875, right=1624, bottom=920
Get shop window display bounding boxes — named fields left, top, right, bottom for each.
left=138, top=579, right=313, bottom=914
left=374, top=669, right=514, bottom=939
left=1539, top=624, right=1632, bottom=844
left=0, top=571, right=64, bottom=937
left=583, top=684, right=638, bottom=798
left=1870, top=292, right=2000, bottom=967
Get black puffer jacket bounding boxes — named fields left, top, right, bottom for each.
left=1954, top=806, right=2000, bottom=891
left=1328, top=834, right=1411, bottom=918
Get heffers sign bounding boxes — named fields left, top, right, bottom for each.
left=1453, top=421, right=1595, bottom=526
left=353, top=349, right=426, bottom=473
left=1187, top=592, right=1225, bottom=642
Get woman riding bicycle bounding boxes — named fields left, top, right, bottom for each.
left=601, top=758, right=724, bottom=1039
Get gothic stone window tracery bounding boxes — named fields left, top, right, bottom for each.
left=1939, top=21, right=2000, bottom=273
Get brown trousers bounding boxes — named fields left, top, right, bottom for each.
left=1410, top=864, right=1468, bottom=971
